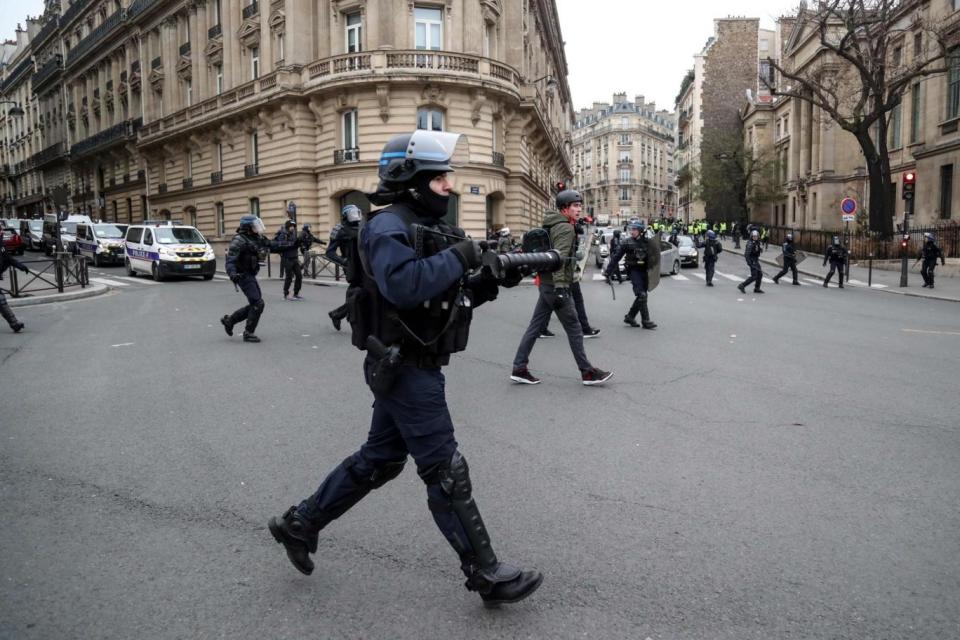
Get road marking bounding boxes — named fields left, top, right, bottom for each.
left=803, top=278, right=824, bottom=286
left=91, top=277, right=130, bottom=287
left=690, top=272, right=706, bottom=280
left=112, top=276, right=158, bottom=285
left=716, top=271, right=742, bottom=281
left=670, top=274, right=690, bottom=281
left=111, top=342, right=135, bottom=347
left=902, top=329, right=960, bottom=336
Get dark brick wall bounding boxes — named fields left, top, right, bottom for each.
left=702, top=18, right=760, bottom=133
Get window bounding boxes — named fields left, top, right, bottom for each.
left=941, top=164, right=954, bottom=219
left=619, top=168, right=631, bottom=181
left=185, top=152, right=193, bottom=177
left=913, top=33, right=922, bottom=58
left=249, top=197, right=260, bottom=217
left=250, top=46, right=260, bottom=79
left=215, top=65, right=223, bottom=94
left=189, top=209, right=197, bottom=227
left=275, top=32, right=284, bottom=63
left=619, top=134, right=630, bottom=144
left=414, top=6, right=442, bottom=50
left=619, top=151, right=631, bottom=163
left=417, top=107, right=444, bottom=131
left=890, top=102, right=901, bottom=149
left=948, top=49, right=960, bottom=120
left=910, top=83, right=921, bottom=144
left=346, top=12, right=362, bottom=53
left=217, top=142, right=224, bottom=171
left=216, top=202, right=225, bottom=236
left=619, top=188, right=630, bottom=201
left=143, top=229, right=153, bottom=245
left=213, top=0, right=221, bottom=24
left=621, top=116, right=629, bottom=128
left=342, top=109, right=358, bottom=149
left=892, top=45, right=902, bottom=68
left=184, top=79, right=192, bottom=106
left=250, top=131, right=259, bottom=166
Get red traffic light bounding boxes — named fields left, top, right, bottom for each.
left=555, top=181, right=566, bottom=192
left=904, top=172, right=916, bottom=183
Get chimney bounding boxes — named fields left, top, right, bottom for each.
left=613, top=92, right=627, bottom=104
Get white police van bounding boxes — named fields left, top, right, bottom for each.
left=75, top=221, right=127, bottom=266
left=124, top=221, right=216, bottom=281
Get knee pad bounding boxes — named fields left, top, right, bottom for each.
left=343, top=454, right=405, bottom=489
left=438, top=451, right=472, bottom=500
left=637, top=290, right=648, bottom=302
left=253, top=299, right=265, bottom=313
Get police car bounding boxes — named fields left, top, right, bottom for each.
left=75, top=221, right=127, bottom=266
left=124, top=221, right=216, bottom=281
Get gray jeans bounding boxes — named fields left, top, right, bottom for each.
left=513, top=284, right=592, bottom=372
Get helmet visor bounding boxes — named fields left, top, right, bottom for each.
left=403, top=130, right=467, bottom=170
left=251, top=217, right=266, bottom=236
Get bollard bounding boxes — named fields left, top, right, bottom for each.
left=55, top=254, right=64, bottom=292
left=868, top=254, right=873, bottom=288
left=10, top=266, right=19, bottom=297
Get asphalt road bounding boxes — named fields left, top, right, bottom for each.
left=1, top=253, right=958, bottom=640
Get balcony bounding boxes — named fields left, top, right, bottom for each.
left=333, top=148, right=359, bottom=164
left=61, top=0, right=93, bottom=27
left=244, top=163, right=259, bottom=177
left=70, top=117, right=142, bottom=158
left=208, top=23, right=222, bottom=39
left=127, top=0, right=164, bottom=21
left=32, top=55, right=64, bottom=94
left=492, top=151, right=505, bottom=167
left=158, top=183, right=168, bottom=194
left=182, top=177, right=193, bottom=189
left=210, top=171, right=223, bottom=184
left=242, top=0, right=259, bottom=19
left=34, top=17, right=60, bottom=48
left=151, top=57, right=162, bottom=70
left=179, top=42, right=191, bottom=56
left=137, top=169, right=145, bottom=181
left=617, top=158, right=633, bottom=166
left=31, top=141, right=67, bottom=168
left=66, top=9, right=125, bottom=68
left=0, top=57, right=34, bottom=94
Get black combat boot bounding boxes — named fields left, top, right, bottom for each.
left=623, top=315, right=640, bottom=327
left=220, top=315, right=234, bottom=337
left=465, top=563, right=544, bottom=608
left=328, top=310, right=342, bottom=331
left=268, top=506, right=320, bottom=575
left=243, top=332, right=261, bottom=343
left=624, top=298, right=642, bottom=327
left=639, top=300, right=657, bottom=329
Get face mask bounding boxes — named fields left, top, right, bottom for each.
left=412, top=172, right=450, bottom=218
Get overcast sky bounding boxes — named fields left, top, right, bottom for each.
left=3, top=0, right=794, bottom=115
left=555, top=0, right=793, bottom=113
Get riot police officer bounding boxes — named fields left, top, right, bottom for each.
left=920, top=232, right=946, bottom=289
left=702, top=229, right=722, bottom=287
left=606, top=220, right=658, bottom=328
left=268, top=131, right=543, bottom=607
left=510, top=189, right=612, bottom=385
left=496, top=227, right=512, bottom=254
left=737, top=229, right=764, bottom=294
left=325, top=204, right=363, bottom=331
left=772, top=233, right=801, bottom=286
left=298, top=223, right=322, bottom=271
left=220, top=215, right=292, bottom=342
left=822, top=236, right=848, bottom=288
left=608, top=229, right=623, bottom=283
left=275, top=220, right=303, bottom=300
left=0, top=232, right=29, bottom=332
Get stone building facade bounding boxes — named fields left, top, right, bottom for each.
left=1, top=0, right=574, bottom=240
left=676, top=17, right=775, bottom=223
left=743, top=0, right=960, bottom=230
left=571, top=93, right=675, bottom=226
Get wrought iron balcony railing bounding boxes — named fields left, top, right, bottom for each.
left=492, top=151, right=505, bottom=167
left=242, top=0, right=259, bottom=20
left=210, top=171, right=223, bottom=184
left=244, top=163, right=259, bottom=177
left=333, top=148, right=359, bottom=164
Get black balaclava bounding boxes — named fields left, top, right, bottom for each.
left=411, top=170, right=450, bottom=218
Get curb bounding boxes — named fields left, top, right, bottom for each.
left=7, top=283, right=110, bottom=307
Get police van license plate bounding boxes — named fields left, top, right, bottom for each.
left=183, top=264, right=200, bottom=269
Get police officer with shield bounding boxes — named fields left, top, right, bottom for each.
left=268, top=131, right=543, bottom=607
left=325, top=204, right=362, bottom=331
left=822, top=236, right=848, bottom=288
left=772, top=233, right=801, bottom=286
left=702, top=229, right=722, bottom=287
left=220, top=215, right=292, bottom=342
left=920, top=232, right=946, bottom=289
left=606, top=220, right=658, bottom=328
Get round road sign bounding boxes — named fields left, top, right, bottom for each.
left=840, top=197, right=857, bottom=215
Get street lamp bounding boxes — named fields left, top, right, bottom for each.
left=525, top=74, right=558, bottom=95
left=0, top=101, right=25, bottom=117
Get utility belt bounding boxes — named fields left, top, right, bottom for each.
left=365, top=336, right=449, bottom=393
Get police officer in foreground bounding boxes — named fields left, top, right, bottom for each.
left=325, top=204, right=363, bottom=331
left=920, top=232, right=946, bottom=289
left=220, top=215, right=292, bottom=342
left=702, top=229, right=722, bottom=287
left=606, top=220, right=658, bottom=328
left=0, top=227, right=29, bottom=332
left=510, top=189, right=612, bottom=385
left=772, top=233, right=801, bottom=286
left=275, top=220, right=303, bottom=300
left=737, top=229, right=765, bottom=294
left=496, top=226, right=513, bottom=254
left=822, top=236, right=848, bottom=288
left=268, top=131, right=543, bottom=607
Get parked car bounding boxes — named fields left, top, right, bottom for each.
left=594, top=241, right=609, bottom=268
left=1, top=227, right=24, bottom=255
left=675, top=234, right=700, bottom=268
left=19, top=219, right=43, bottom=250
left=602, top=236, right=681, bottom=277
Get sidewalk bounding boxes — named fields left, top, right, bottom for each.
left=720, top=240, right=960, bottom=303
left=6, top=283, right=109, bottom=307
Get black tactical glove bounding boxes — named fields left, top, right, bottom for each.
left=18, top=263, right=30, bottom=273
left=229, top=273, right=241, bottom=284
left=500, top=267, right=523, bottom=288
left=552, top=286, right=570, bottom=310
left=450, top=239, right=483, bottom=270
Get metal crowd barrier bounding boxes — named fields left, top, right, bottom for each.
left=0, top=253, right=89, bottom=298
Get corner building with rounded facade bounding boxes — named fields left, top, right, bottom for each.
left=125, top=0, right=574, bottom=240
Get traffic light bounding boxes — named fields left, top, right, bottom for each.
left=554, top=181, right=566, bottom=193
left=902, top=171, right=916, bottom=200
left=901, top=234, right=909, bottom=251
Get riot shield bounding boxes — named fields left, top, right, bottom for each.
left=775, top=250, right=807, bottom=267
left=645, top=236, right=661, bottom=292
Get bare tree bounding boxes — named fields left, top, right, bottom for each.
left=762, top=0, right=950, bottom=236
